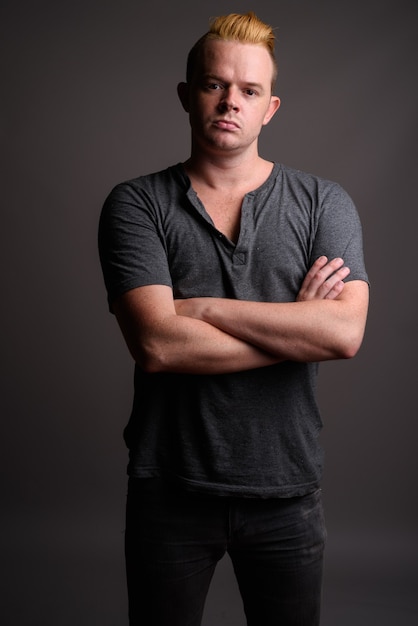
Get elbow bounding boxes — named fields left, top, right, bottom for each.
left=134, top=343, right=172, bottom=374
left=338, top=343, right=360, bottom=361
left=335, top=327, right=365, bottom=360
left=136, top=356, right=161, bottom=374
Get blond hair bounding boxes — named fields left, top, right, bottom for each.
left=186, top=12, right=278, bottom=87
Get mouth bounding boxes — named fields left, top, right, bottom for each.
left=213, top=119, right=240, bottom=131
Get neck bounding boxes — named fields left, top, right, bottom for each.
left=184, top=148, right=271, bottom=191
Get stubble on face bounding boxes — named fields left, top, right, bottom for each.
left=187, top=39, right=279, bottom=156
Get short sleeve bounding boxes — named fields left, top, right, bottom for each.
left=98, top=181, right=173, bottom=311
left=311, top=182, right=369, bottom=284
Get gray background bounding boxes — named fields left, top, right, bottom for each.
left=2, top=0, right=417, bottom=624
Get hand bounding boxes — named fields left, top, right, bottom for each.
left=296, top=256, right=350, bottom=302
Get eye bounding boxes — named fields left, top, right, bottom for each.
left=244, top=88, right=257, bottom=96
left=206, top=83, right=223, bottom=91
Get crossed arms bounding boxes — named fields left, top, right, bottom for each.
left=113, top=256, right=369, bottom=375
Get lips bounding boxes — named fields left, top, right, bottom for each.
left=213, top=119, right=240, bottom=130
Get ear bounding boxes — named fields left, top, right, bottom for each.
left=262, top=95, right=281, bottom=126
left=177, top=82, right=190, bottom=113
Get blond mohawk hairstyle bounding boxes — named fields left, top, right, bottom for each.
left=186, top=12, right=278, bottom=88
left=208, top=12, right=275, bottom=55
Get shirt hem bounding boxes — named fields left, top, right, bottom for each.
left=127, top=467, right=321, bottom=499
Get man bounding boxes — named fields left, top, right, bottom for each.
left=99, top=11, right=369, bottom=626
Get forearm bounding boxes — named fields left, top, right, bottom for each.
left=176, top=282, right=369, bottom=363
left=141, top=314, right=281, bottom=374
left=113, top=287, right=281, bottom=375
left=198, top=300, right=351, bottom=361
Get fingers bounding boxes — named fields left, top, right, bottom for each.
left=297, top=256, right=351, bottom=301
left=323, top=279, right=346, bottom=300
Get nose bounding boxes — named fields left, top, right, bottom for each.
left=218, top=87, right=239, bottom=112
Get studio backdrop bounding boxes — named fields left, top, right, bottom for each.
left=1, top=1, right=417, bottom=624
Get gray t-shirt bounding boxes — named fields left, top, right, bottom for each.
left=99, top=162, right=368, bottom=498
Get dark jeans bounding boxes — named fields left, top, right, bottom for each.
left=125, top=478, right=326, bottom=626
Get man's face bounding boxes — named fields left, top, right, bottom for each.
left=179, top=39, right=280, bottom=156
